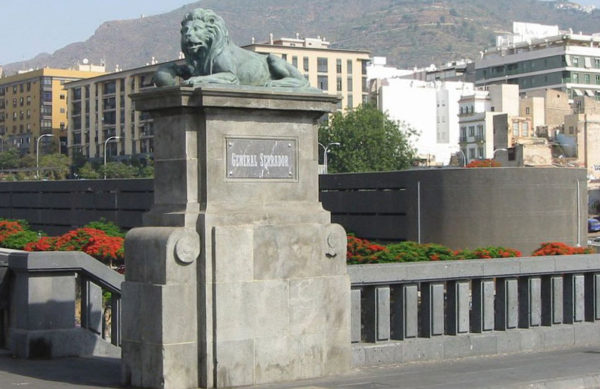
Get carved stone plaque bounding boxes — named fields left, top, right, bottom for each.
left=226, top=137, right=297, bottom=179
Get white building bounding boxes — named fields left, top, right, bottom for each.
left=367, top=57, right=413, bottom=80
left=372, top=78, right=474, bottom=165
left=458, top=84, right=520, bottom=163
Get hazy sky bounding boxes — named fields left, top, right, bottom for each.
left=0, top=0, right=194, bottom=65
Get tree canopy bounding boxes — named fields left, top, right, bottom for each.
left=318, top=104, right=418, bottom=173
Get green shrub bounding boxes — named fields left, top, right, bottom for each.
left=84, top=218, right=125, bottom=238
left=1, top=230, right=41, bottom=250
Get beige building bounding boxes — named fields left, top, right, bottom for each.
left=64, top=37, right=370, bottom=161
left=562, top=113, right=600, bottom=177
left=243, top=35, right=371, bottom=110
left=64, top=63, right=164, bottom=161
left=523, top=89, right=571, bottom=135
left=0, top=67, right=105, bottom=154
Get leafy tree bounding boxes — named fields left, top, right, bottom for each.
left=0, top=149, right=20, bottom=169
left=318, top=104, right=418, bottom=173
left=78, top=162, right=101, bottom=179
left=39, top=153, right=70, bottom=180
left=18, top=154, right=35, bottom=169
left=102, top=162, right=138, bottom=179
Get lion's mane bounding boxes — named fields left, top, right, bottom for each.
left=180, top=9, right=229, bottom=75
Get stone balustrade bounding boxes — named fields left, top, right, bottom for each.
left=1, top=249, right=122, bottom=358
left=348, top=254, right=600, bottom=366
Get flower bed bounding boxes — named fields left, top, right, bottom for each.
left=0, top=218, right=124, bottom=268
left=347, top=236, right=589, bottom=265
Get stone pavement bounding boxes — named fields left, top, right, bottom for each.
left=1, top=347, right=600, bottom=388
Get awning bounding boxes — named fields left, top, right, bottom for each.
left=573, top=89, right=584, bottom=96
left=586, top=89, right=595, bottom=97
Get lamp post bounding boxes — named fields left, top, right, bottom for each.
left=493, top=148, right=508, bottom=159
left=456, top=149, right=467, bottom=167
left=318, top=142, right=340, bottom=174
left=103, top=136, right=120, bottom=179
left=36, top=133, right=54, bottom=179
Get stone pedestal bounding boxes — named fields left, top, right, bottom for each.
left=122, top=86, right=351, bottom=388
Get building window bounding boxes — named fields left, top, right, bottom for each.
left=303, top=57, right=309, bottom=72
left=460, top=127, right=467, bottom=141
left=361, top=60, right=367, bottom=75
left=477, top=124, right=483, bottom=138
left=584, top=74, right=591, bottom=84
left=104, top=81, right=116, bottom=94
left=468, top=126, right=475, bottom=137
left=468, top=148, right=475, bottom=159
left=347, top=76, right=353, bottom=92
left=522, top=122, right=529, bottom=137
left=42, top=91, right=52, bottom=102
left=336, top=59, right=342, bottom=73
left=26, top=82, right=31, bottom=92
left=347, top=94, right=353, bottom=108
left=513, top=122, right=519, bottom=137
left=478, top=146, right=484, bottom=159
left=292, top=56, right=298, bottom=68
left=26, top=96, right=31, bottom=105
left=572, top=56, right=579, bottom=67
left=42, top=77, right=52, bottom=86
left=336, top=76, right=342, bottom=92
left=347, top=59, right=352, bottom=73
left=317, top=75, right=328, bottom=91
left=572, top=73, right=579, bottom=83
left=525, top=107, right=530, bottom=114
left=281, top=54, right=287, bottom=61
left=317, top=57, right=328, bottom=73
left=60, top=94, right=65, bottom=100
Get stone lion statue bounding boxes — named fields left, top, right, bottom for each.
left=154, top=8, right=313, bottom=90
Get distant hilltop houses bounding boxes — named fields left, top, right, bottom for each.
left=554, top=1, right=596, bottom=13
left=4, top=22, right=600, bottom=184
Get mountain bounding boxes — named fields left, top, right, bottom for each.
left=5, top=0, right=600, bottom=74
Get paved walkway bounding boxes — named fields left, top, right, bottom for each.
left=1, top=347, right=600, bottom=388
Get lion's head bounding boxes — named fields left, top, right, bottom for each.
left=180, top=9, right=229, bottom=73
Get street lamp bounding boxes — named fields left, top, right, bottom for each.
left=456, top=149, right=467, bottom=167
left=103, top=136, right=120, bottom=179
left=318, top=142, right=340, bottom=174
left=36, top=133, right=54, bottom=179
left=493, top=148, right=508, bottom=159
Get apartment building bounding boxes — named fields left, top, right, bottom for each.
left=0, top=67, right=105, bottom=154
left=64, top=63, right=164, bottom=161
left=372, top=78, right=474, bottom=165
left=243, top=35, right=371, bottom=110
left=458, top=84, right=532, bottom=162
left=476, top=22, right=600, bottom=100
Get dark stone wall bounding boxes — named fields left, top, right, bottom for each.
left=320, top=167, right=588, bottom=254
left=0, top=168, right=587, bottom=254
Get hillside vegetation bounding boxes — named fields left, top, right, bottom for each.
left=4, top=0, right=600, bottom=73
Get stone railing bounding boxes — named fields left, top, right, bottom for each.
left=348, top=255, right=600, bottom=366
left=1, top=249, right=123, bottom=358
